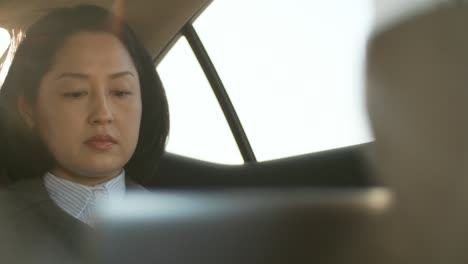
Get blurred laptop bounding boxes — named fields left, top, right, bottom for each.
left=86, top=187, right=391, bottom=264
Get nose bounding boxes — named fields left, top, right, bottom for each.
left=88, top=92, right=114, bottom=125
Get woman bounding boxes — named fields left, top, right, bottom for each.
left=0, top=4, right=169, bottom=261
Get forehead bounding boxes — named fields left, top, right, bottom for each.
left=49, top=31, right=137, bottom=74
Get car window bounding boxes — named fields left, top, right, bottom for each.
left=157, top=36, right=244, bottom=164
left=0, top=28, right=11, bottom=83
left=192, top=0, right=374, bottom=162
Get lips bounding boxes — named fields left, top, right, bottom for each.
left=84, top=134, right=117, bottom=150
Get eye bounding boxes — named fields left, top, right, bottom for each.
left=63, top=91, right=88, bottom=98
left=112, top=90, right=132, bottom=97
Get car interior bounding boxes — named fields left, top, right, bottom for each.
left=0, top=1, right=379, bottom=262
left=0, top=0, right=376, bottom=190
left=2, top=0, right=467, bottom=263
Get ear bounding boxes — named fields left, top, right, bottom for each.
left=17, top=97, right=34, bottom=128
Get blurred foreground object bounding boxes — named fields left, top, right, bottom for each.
left=367, top=4, right=468, bottom=263
left=88, top=188, right=390, bottom=264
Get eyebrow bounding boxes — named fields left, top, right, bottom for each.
left=55, top=71, right=136, bottom=80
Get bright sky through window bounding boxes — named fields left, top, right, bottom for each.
left=183, top=0, right=374, bottom=163
left=160, top=0, right=374, bottom=164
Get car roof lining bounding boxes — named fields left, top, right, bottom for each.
left=0, top=0, right=212, bottom=60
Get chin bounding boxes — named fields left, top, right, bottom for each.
left=83, top=158, right=126, bottom=177
left=83, top=167, right=123, bottom=179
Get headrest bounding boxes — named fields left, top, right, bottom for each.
left=366, top=5, right=468, bottom=263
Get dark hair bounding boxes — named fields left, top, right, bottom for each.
left=0, top=5, right=169, bottom=185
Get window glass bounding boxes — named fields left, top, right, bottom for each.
left=194, top=0, right=374, bottom=161
left=157, top=37, right=244, bottom=164
left=0, top=28, right=11, bottom=85
left=0, top=28, right=9, bottom=54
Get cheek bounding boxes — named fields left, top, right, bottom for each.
left=37, top=117, right=79, bottom=152
left=33, top=99, right=84, bottom=153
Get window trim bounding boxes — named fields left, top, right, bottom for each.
left=156, top=23, right=257, bottom=163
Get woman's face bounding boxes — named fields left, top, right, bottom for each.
left=24, top=32, right=142, bottom=185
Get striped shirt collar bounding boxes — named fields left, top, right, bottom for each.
left=44, top=171, right=126, bottom=226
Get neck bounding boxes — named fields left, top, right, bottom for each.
left=50, top=166, right=122, bottom=186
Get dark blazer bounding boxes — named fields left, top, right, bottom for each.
left=0, top=176, right=145, bottom=264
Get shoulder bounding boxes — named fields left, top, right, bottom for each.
left=0, top=178, right=53, bottom=236
left=1, top=177, right=50, bottom=214
left=0, top=178, right=85, bottom=263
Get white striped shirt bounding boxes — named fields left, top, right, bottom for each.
left=43, top=171, right=126, bottom=226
